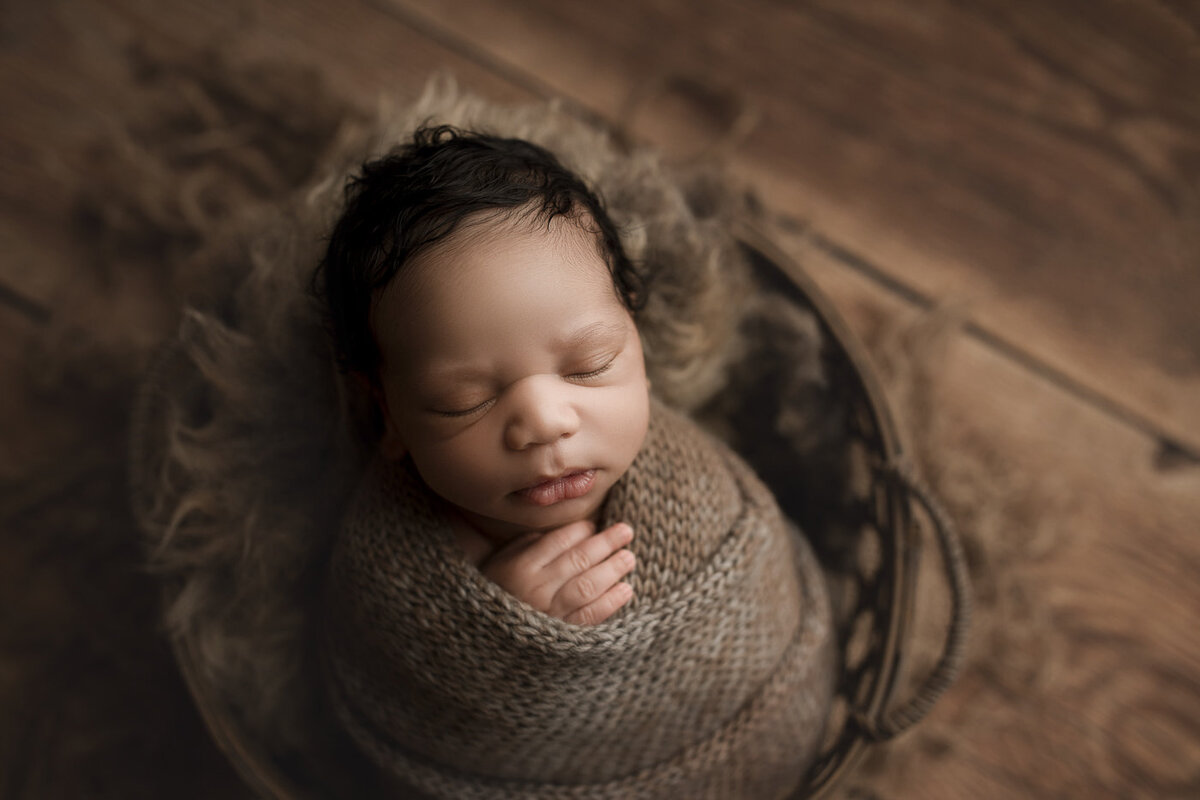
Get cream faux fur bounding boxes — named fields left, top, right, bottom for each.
left=130, top=76, right=816, bottom=767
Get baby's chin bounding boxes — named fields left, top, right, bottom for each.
left=459, top=493, right=609, bottom=543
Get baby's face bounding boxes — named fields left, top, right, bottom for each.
left=371, top=214, right=650, bottom=542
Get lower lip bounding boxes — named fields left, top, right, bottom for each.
left=516, top=470, right=597, bottom=506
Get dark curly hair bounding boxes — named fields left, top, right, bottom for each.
left=314, top=125, right=643, bottom=382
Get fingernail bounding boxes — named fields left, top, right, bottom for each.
left=618, top=549, right=635, bottom=567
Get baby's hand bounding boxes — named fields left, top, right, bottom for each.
left=480, top=521, right=635, bottom=625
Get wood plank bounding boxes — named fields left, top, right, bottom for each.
left=0, top=1, right=532, bottom=794
left=2, top=1, right=1198, bottom=798
left=0, top=0, right=539, bottom=468
left=0, top=0, right=534, bottom=322
left=383, top=0, right=1200, bottom=456
left=774, top=222, right=1200, bottom=800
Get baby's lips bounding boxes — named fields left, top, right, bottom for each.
left=515, top=469, right=597, bottom=506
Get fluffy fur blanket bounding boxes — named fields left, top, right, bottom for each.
left=324, top=398, right=834, bottom=798
left=8, top=41, right=1083, bottom=800
left=126, top=70, right=835, bottom=795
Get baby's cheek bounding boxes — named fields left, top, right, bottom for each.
left=412, top=436, right=503, bottom=505
left=605, top=387, right=649, bottom=450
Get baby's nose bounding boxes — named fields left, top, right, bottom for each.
left=503, top=377, right=580, bottom=450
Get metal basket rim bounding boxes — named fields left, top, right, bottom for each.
left=733, top=222, right=918, bottom=798
left=161, top=223, right=923, bottom=800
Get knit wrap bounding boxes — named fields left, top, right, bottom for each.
left=323, top=399, right=835, bottom=799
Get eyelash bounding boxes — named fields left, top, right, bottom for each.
left=567, top=356, right=616, bottom=382
left=435, top=398, right=495, bottom=418
left=433, top=357, right=617, bottom=417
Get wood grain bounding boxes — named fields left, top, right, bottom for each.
left=0, top=1, right=527, bottom=795
left=383, top=0, right=1200, bottom=456
left=1, top=1, right=1198, bottom=798
left=0, top=0, right=533, bottom=326
left=780, top=222, right=1200, bottom=799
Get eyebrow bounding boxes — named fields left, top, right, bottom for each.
left=417, top=363, right=492, bottom=386
left=415, top=319, right=629, bottom=385
left=555, top=320, right=629, bottom=352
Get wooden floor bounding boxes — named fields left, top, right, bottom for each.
left=1, top=1, right=1198, bottom=797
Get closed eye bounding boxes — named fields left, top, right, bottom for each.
left=567, top=356, right=616, bottom=382
left=432, top=398, right=495, bottom=418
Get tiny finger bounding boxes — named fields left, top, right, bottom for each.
left=554, top=548, right=636, bottom=613
left=523, top=519, right=596, bottom=566
left=549, top=522, right=633, bottom=581
left=564, top=582, right=634, bottom=626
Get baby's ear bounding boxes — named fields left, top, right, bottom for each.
left=352, top=371, right=407, bottom=460
left=378, top=419, right=408, bottom=461
left=376, top=394, right=408, bottom=462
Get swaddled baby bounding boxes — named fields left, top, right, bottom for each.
left=316, top=126, right=835, bottom=799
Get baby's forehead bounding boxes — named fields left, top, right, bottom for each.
left=376, top=210, right=616, bottom=310
left=369, top=211, right=630, bottom=366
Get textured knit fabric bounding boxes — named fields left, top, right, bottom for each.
left=322, top=398, right=835, bottom=800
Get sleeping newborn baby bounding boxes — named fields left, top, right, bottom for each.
left=317, top=125, right=835, bottom=799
